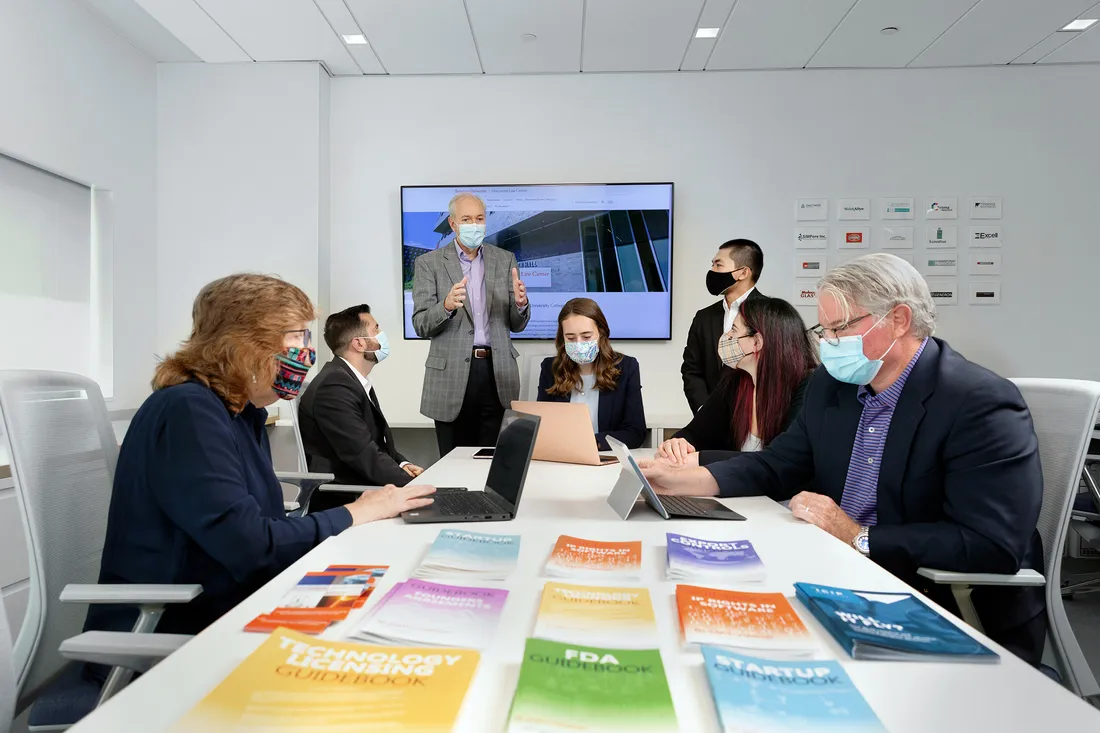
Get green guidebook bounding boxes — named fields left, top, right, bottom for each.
left=506, top=637, right=679, bottom=732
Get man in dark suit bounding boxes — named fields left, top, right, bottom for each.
left=644, top=253, right=1046, bottom=665
left=299, top=304, right=423, bottom=496
left=681, top=239, right=765, bottom=413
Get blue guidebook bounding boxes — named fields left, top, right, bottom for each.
left=700, top=646, right=885, bottom=732
left=413, top=529, right=521, bottom=581
left=794, top=582, right=998, bottom=663
left=665, top=533, right=765, bottom=582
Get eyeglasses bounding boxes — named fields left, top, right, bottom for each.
left=284, top=328, right=312, bottom=347
left=808, top=314, right=872, bottom=346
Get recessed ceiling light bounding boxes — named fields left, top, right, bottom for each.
left=342, top=34, right=367, bottom=45
left=695, top=27, right=720, bottom=39
left=1060, top=18, right=1098, bottom=31
left=880, top=26, right=899, bottom=35
left=520, top=33, right=537, bottom=43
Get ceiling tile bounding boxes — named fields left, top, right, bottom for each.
left=133, top=0, right=250, bottom=62
left=583, top=0, right=705, bottom=72
left=1039, top=1, right=1100, bottom=63
left=314, top=0, right=385, bottom=74
left=708, top=0, right=856, bottom=70
left=1011, top=32, right=1076, bottom=64
left=195, top=0, right=360, bottom=74
left=680, top=0, right=736, bottom=71
left=465, top=0, right=583, bottom=74
left=77, top=0, right=201, bottom=62
left=910, top=0, right=1097, bottom=67
left=347, top=0, right=481, bottom=75
left=809, top=0, right=977, bottom=68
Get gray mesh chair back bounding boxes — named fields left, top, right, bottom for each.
left=0, top=592, right=14, bottom=733
left=289, top=395, right=308, bottom=473
left=0, top=372, right=116, bottom=706
left=1010, top=377, right=1100, bottom=697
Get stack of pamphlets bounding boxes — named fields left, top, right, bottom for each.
left=700, top=645, right=886, bottom=732
left=544, top=535, right=642, bottom=580
left=676, top=584, right=816, bottom=656
left=532, top=581, right=657, bottom=648
left=413, top=529, right=520, bottom=581
left=170, top=627, right=480, bottom=732
left=505, top=638, right=679, bottom=733
left=665, top=533, right=765, bottom=582
left=349, top=578, right=507, bottom=650
left=244, top=564, right=388, bottom=634
left=794, top=582, right=999, bottom=663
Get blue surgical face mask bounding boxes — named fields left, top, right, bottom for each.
left=564, top=340, right=599, bottom=365
left=818, top=313, right=897, bottom=385
left=457, top=223, right=485, bottom=249
left=366, top=330, right=390, bottom=364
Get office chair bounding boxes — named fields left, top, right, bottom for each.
left=919, top=378, right=1100, bottom=701
left=0, top=371, right=199, bottom=729
left=1, top=598, right=14, bottom=733
left=1062, top=427, right=1100, bottom=596
left=273, top=394, right=333, bottom=516
left=521, top=351, right=555, bottom=403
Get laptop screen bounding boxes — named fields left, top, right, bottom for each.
left=485, top=410, right=540, bottom=508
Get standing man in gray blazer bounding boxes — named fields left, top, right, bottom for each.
left=412, top=192, right=531, bottom=457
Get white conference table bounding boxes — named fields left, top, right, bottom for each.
left=72, top=448, right=1100, bottom=731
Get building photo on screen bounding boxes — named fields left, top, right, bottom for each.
left=401, top=183, right=674, bottom=340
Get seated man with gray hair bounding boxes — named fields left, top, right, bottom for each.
left=641, top=253, right=1046, bottom=665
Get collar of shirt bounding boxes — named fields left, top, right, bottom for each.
left=455, top=241, right=482, bottom=263
left=857, top=337, right=929, bottom=409
left=339, top=357, right=372, bottom=396
left=721, top=285, right=756, bottom=316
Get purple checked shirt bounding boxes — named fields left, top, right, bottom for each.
left=839, top=338, right=929, bottom=526
left=456, top=243, right=490, bottom=346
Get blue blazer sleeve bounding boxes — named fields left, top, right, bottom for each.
left=151, top=395, right=352, bottom=585
left=596, top=356, right=647, bottom=450
left=537, top=357, right=565, bottom=402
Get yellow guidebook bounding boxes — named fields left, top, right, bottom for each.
left=171, top=627, right=480, bottom=732
left=533, top=581, right=657, bottom=649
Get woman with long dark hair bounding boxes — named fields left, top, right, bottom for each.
left=658, top=295, right=816, bottom=466
left=537, top=297, right=647, bottom=449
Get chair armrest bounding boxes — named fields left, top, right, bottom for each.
left=284, top=500, right=300, bottom=512
left=916, top=567, right=1045, bottom=586
left=275, top=471, right=335, bottom=485
left=317, top=484, right=383, bottom=493
left=60, top=584, right=203, bottom=604
left=59, top=631, right=192, bottom=673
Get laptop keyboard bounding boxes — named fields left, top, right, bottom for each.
left=434, top=491, right=507, bottom=515
left=658, top=495, right=716, bottom=517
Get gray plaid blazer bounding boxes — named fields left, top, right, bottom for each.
left=411, top=243, right=531, bottom=422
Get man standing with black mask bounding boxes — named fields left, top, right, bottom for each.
left=681, top=239, right=765, bottom=413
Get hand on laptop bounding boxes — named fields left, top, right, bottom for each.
left=402, top=463, right=425, bottom=478
left=345, top=484, right=436, bottom=525
left=635, top=460, right=719, bottom=497
left=656, top=437, right=696, bottom=466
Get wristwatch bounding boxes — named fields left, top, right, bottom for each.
left=852, top=526, right=870, bottom=556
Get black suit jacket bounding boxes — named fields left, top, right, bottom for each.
left=707, top=338, right=1045, bottom=642
left=298, top=359, right=410, bottom=487
left=536, top=355, right=647, bottom=450
left=681, top=288, right=766, bottom=413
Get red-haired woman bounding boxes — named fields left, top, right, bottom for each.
left=537, top=297, right=647, bottom=449
left=658, top=296, right=816, bottom=466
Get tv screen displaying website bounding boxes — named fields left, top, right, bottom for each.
left=400, top=182, right=674, bottom=340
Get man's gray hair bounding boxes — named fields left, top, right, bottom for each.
left=448, top=191, right=486, bottom=218
left=817, top=253, right=936, bottom=338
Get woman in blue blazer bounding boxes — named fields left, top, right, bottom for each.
left=537, top=298, right=647, bottom=449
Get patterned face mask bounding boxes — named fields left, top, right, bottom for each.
left=564, top=340, right=599, bottom=365
left=717, top=331, right=755, bottom=369
left=272, top=346, right=316, bottom=399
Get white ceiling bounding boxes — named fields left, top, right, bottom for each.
left=77, top=0, right=1100, bottom=75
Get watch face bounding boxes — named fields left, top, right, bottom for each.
left=855, top=534, right=870, bottom=553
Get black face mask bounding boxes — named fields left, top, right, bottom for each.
left=706, top=269, right=738, bottom=296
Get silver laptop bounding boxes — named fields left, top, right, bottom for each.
left=605, top=436, right=745, bottom=521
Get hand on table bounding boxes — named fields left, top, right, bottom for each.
left=401, top=463, right=425, bottom=478
left=512, top=268, right=528, bottom=308
left=636, top=459, right=717, bottom=497
left=655, top=437, right=697, bottom=466
left=789, top=491, right=861, bottom=545
left=345, top=484, right=435, bottom=525
left=444, top=277, right=468, bottom=312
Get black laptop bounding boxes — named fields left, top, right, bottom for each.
left=402, top=410, right=540, bottom=524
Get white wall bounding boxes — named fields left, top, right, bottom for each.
left=329, top=66, right=1100, bottom=425
left=0, top=0, right=157, bottom=640
left=156, top=62, right=330, bottom=359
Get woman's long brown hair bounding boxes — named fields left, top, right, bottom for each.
left=546, top=297, right=622, bottom=396
left=153, top=274, right=316, bottom=412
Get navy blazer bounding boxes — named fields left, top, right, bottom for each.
left=537, top=354, right=647, bottom=450
left=85, top=382, right=353, bottom=639
left=707, top=338, right=1045, bottom=643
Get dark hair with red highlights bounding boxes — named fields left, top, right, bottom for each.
left=153, top=274, right=316, bottom=412
left=729, top=296, right=817, bottom=448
